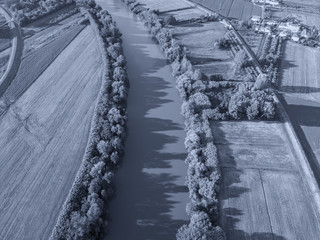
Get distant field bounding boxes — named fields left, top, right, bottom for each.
left=162, top=7, right=207, bottom=21
left=279, top=41, right=320, bottom=191
left=270, top=9, right=320, bottom=28
left=3, top=24, right=85, bottom=102
left=0, top=26, right=103, bottom=240
left=0, top=47, right=10, bottom=78
left=191, top=0, right=262, bottom=20
left=283, top=0, right=320, bottom=6
left=138, top=0, right=193, bottom=12
left=172, top=21, right=235, bottom=79
left=212, top=120, right=320, bottom=240
left=279, top=42, right=320, bottom=102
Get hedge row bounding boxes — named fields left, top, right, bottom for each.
left=121, top=0, right=225, bottom=239
left=50, top=1, right=128, bottom=239
left=8, top=0, right=74, bottom=26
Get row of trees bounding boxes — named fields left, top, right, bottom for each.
left=7, top=0, right=74, bottom=26
left=51, top=1, right=128, bottom=239
left=122, top=2, right=277, bottom=237
left=259, top=35, right=282, bottom=85
left=121, top=1, right=225, bottom=239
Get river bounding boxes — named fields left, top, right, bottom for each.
left=95, top=0, right=189, bottom=239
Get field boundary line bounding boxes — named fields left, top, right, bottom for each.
left=259, top=170, right=275, bottom=240
left=273, top=92, right=320, bottom=222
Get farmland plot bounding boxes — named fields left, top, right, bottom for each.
left=162, top=7, right=208, bottom=22
left=191, top=0, right=262, bottom=20
left=212, top=120, right=320, bottom=240
left=283, top=0, right=320, bottom=5
left=171, top=21, right=235, bottom=79
left=280, top=42, right=320, bottom=102
left=0, top=26, right=103, bottom=240
left=137, top=0, right=193, bottom=13
left=0, top=47, right=10, bottom=78
left=2, top=23, right=85, bottom=103
left=270, top=5, right=320, bottom=28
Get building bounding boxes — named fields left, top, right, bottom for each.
left=301, top=29, right=308, bottom=38
left=279, top=31, right=290, bottom=38
left=292, top=33, right=299, bottom=42
left=251, top=15, right=261, bottom=22
left=259, top=26, right=272, bottom=34
left=264, top=19, right=277, bottom=26
left=253, top=0, right=280, bottom=6
left=279, top=22, right=300, bottom=34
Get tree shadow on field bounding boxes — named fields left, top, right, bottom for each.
left=278, top=41, right=298, bottom=87
left=102, top=7, right=188, bottom=240
left=280, top=86, right=320, bottom=94
left=278, top=94, right=320, bottom=187
left=212, top=121, right=288, bottom=240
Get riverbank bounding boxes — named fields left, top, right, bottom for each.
left=96, top=0, right=189, bottom=239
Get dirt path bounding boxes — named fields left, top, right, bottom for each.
left=96, top=0, right=189, bottom=239
left=0, top=26, right=103, bottom=240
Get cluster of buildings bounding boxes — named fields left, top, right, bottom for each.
left=250, top=16, right=320, bottom=46
left=252, top=0, right=280, bottom=7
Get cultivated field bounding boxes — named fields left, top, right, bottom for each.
left=279, top=41, right=320, bottom=192
left=269, top=0, right=320, bottom=28
left=0, top=26, right=103, bottom=240
left=2, top=14, right=85, bottom=103
left=138, top=0, right=193, bottom=13
left=172, top=22, right=235, bottom=79
left=283, top=0, right=320, bottom=7
left=212, top=120, right=320, bottom=240
left=279, top=42, right=320, bottom=102
left=191, top=0, right=262, bottom=20
left=0, top=46, right=10, bottom=78
left=163, top=7, right=208, bottom=21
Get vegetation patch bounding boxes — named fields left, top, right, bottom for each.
left=121, top=0, right=225, bottom=239
left=50, top=0, right=129, bottom=239
left=121, top=1, right=277, bottom=239
left=7, top=0, right=74, bottom=26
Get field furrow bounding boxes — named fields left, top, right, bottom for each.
left=0, top=26, right=103, bottom=240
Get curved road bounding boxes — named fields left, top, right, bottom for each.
left=0, top=6, right=23, bottom=96
left=96, top=0, right=189, bottom=239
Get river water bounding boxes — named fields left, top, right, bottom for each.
left=96, top=0, right=189, bottom=239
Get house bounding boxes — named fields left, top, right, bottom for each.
left=279, top=31, right=290, bottom=38
left=301, top=29, right=308, bottom=38
left=264, top=19, right=277, bottom=26
left=251, top=15, right=261, bottom=22
left=279, top=22, right=300, bottom=34
left=292, top=33, right=300, bottom=42
left=253, top=0, right=280, bottom=6
left=266, top=0, right=280, bottom=6
left=260, top=26, right=272, bottom=34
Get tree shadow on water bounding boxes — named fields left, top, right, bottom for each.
left=102, top=13, right=189, bottom=240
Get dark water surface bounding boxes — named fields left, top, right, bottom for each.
left=96, top=0, right=189, bottom=239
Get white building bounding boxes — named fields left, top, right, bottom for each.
left=279, top=31, right=290, bottom=38
left=251, top=15, right=261, bottom=22
left=292, top=33, right=300, bottom=42
left=279, top=22, right=300, bottom=34
left=253, top=0, right=280, bottom=6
